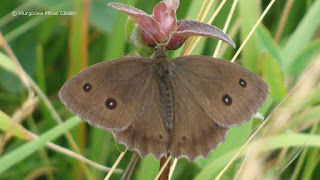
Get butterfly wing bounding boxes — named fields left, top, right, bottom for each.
left=59, top=57, right=156, bottom=131
left=171, top=55, right=269, bottom=128
left=169, top=78, right=229, bottom=160
left=112, top=77, right=170, bottom=159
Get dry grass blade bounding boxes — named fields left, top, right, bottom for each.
left=0, top=30, right=91, bottom=175
left=274, top=141, right=307, bottom=179
left=213, top=0, right=238, bottom=57
left=0, top=31, right=32, bottom=94
left=121, top=152, right=139, bottom=180
left=169, top=158, right=178, bottom=180
left=274, top=0, right=294, bottom=42
left=207, top=0, right=226, bottom=26
left=0, top=95, right=38, bottom=154
left=238, top=55, right=320, bottom=179
left=196, top=0, right=208, bottom=21
left=201, top=0, right=216, bottom=22
left=217, top=18, right=240, bottom=58
left=24, top=167, right=58, bottom=180
left=39, top=138, right=122, bottom=173
left=290, top=117, right=320, bottom=179
left=185, top=0, right=227, bottom=55
left=1, top=116, right=122, bottom=173
left=216, top=56, right=320, bottom=179
left=104, top=149, right=128, bottom=180
left=234, top=154, right=248, bottom=180
left=154, top=155, right=172, bottom=180
left=181, top=0, right=208, bottom=55
left=231, top=0, right=275, bottom=63
left=159, top=155, right=171, bottom=180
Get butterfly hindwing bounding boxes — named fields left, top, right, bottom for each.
left=169, top=77, right=229, bottom=160
left=112, top=76, right=170, bottom=159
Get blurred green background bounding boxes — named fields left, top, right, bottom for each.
left=0, top=0, right=320, bottom=179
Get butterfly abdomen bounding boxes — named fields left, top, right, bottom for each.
left=158, top=61, right=174, bottom=131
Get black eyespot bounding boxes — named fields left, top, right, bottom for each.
left=222, top=94, right=232, bottom=106
left=83, top=83, right=92, bottom=92
left=159, top=135, right=163, bottom=139
left=182, top=136, right=187, bottom=141
left=105, top=98, right=117, bottom=110
left=239, top=78, right=247, bottom=88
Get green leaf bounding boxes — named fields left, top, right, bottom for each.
left=0, top=110, right=30, bottom=140
left=256, top=25, right=284, bottom=70
left=125, top=18, right=136, bottom=40
left=304, top=89, right=320, bottom=106
left=239, top=0, right=260, bottom=73
left=136, top=155, right=159, bottom=180
left=0, top=52, right=18, bottom=75
left=262, top=54, right=287, bottom=103
left=0, top=116, right=82, bottom=174
left=288, top=39, right=320, bottom=80
left=90, top=0, right=117, bottom=33
left=3, top=1, right=72, bottom=42
left=198, top=120, right=252, bottom=168
left=282, top=0, right=320, bottom=73
left=105, top=0, right=138, bottom=59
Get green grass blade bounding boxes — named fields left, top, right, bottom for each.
left=288, top=39, right=320, bottom=80
left=0, top=116, right=81, bottom=174
left=105, top=0, right=138, bottom=59
left=262, top=54, right=287, bottom=103
left=0, top=110, right=30, bottom=140
left=238, top=0, right=259, bottom=72
left=282, top=0, right=320, bottom=73
left=0, top=52, right=18, bottom=75
left=195, top=133, right=320, bottom=180
left=256, top=25, right=284, bottom=70
left=301, top=148, right=320, bottom=179
left=36, top=44, right=46, bottom=92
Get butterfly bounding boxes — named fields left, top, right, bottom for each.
left=59, top=48, right=269, bottom=161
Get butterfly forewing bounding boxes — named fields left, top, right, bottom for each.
left=172, top=55, right=269, bottom=127
left=59, top=57, right=155, bottom=131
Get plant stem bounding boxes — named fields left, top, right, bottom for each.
left=159, top=154, right=171, bottom=180
left=121, top=152, right=139, bottom=180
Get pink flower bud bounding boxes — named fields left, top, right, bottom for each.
left=108, top=0, right=235, bottom=50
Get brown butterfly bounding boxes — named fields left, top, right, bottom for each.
left=59, top=48, right=269, bottom=160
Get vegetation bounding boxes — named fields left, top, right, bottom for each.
left=0, top=0, right=320, bottom=179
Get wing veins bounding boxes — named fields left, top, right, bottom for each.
left=174, top=74, right=229, bottom=125
left=107, top=67, right=156, bottom=131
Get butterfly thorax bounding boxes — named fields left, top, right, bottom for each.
left=156, top=57, right=174, bottom=132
